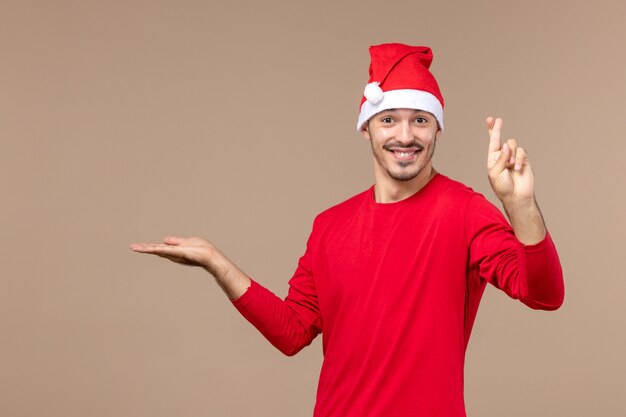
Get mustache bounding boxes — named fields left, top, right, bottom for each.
left=383, top=142, right=424, bottom=150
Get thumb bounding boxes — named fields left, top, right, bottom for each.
left=163, top=236, right=185, bottom=245
left=491, top=143, right=511, bottom=174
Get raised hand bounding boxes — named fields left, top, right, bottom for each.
left=486, top=116, right=534, bottom=204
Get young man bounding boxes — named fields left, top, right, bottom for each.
left=131, top=43, right=564, bottom=417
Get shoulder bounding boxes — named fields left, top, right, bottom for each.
left=422, top=174, right=507, bottom=225
left=434, top=173, right=474, bottom=194
left=429, top=173, right=484, bottom=207
left=433, top=174, right=511, bottom=244
left=313, top=187, right=371, bottom=227
left=301, top=187, right=371, bottom=245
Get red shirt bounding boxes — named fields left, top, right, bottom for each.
left=231, top=173, right=564, bottom=417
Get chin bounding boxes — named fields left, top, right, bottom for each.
left=389, top=172, right=419, bottom=182
left=388, top=169, right=422, bottom=182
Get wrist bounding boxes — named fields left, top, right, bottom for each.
left=501, top=195, right=537, bottom=216
left=502, top=197, right=547, bottom=245
left=202, top=247, right=251, bottom=300
left=201, top=244, right=226, bottom=276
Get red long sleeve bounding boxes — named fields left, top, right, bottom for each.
left=465, top=193, right=565, bottom=310
left=231, top=248, right=323, bottom=356
left=522, top=233, right=565, bottom=309
left=230, top=173, right=564, bottom=417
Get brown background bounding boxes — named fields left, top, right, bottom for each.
left=1, top=0, right=624, bottom=416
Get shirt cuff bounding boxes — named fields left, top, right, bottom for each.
left=230, top=278, right=258, bottom=308
left=521, top=230, right=553, bottom=251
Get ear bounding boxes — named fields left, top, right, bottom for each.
left=360, top=122, right=372, bottom=140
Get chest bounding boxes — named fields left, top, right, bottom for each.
left=313, top=206, right=468, bottom=314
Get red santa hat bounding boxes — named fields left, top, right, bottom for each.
left=357, top=43, right=445, bottom=131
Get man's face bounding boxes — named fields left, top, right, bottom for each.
left=361, top=108, right=441, bottom=183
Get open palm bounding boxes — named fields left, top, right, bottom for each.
left=130, top=236, right=215, bottom=268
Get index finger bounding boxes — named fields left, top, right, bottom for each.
left=486, top=116, right=503, bottom=154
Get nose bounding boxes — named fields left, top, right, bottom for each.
left=397, top=120, right=414, bottom=144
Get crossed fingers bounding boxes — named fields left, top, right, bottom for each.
left=486, top=116, right=527, bottom=172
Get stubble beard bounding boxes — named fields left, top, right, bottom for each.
left=371, top=139, right=436, bottom=182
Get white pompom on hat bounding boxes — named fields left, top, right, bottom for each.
left=357, top=43, right=445, bottom=131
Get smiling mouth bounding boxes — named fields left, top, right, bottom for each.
left=387, top=147, right=422, bottom=161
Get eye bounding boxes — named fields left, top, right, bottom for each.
left=381, top=117, right=393, bottom=123
left=415, top=117, right=428, bottom=123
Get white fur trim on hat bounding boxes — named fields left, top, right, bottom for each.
left=357, top=89, right=444, bottom=131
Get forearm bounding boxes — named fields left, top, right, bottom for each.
left=203, top=246, right=251, bottom=301
left=231, top=279, right=320, bottom=356
left=520, top=231, right=565, bottom=309
left=131, top=232, right=321, bottom=352
left=202, top=248, right=319, bottom=355
left=501, top=196, right=546, bottom=245
left=228, top=244, right=322, bottom=356
left=468, top=193, right=564, bottom=310
left=501, top=197, right=565, bottom=308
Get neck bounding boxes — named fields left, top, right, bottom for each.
left=374, top=166, right=437, bottom=204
